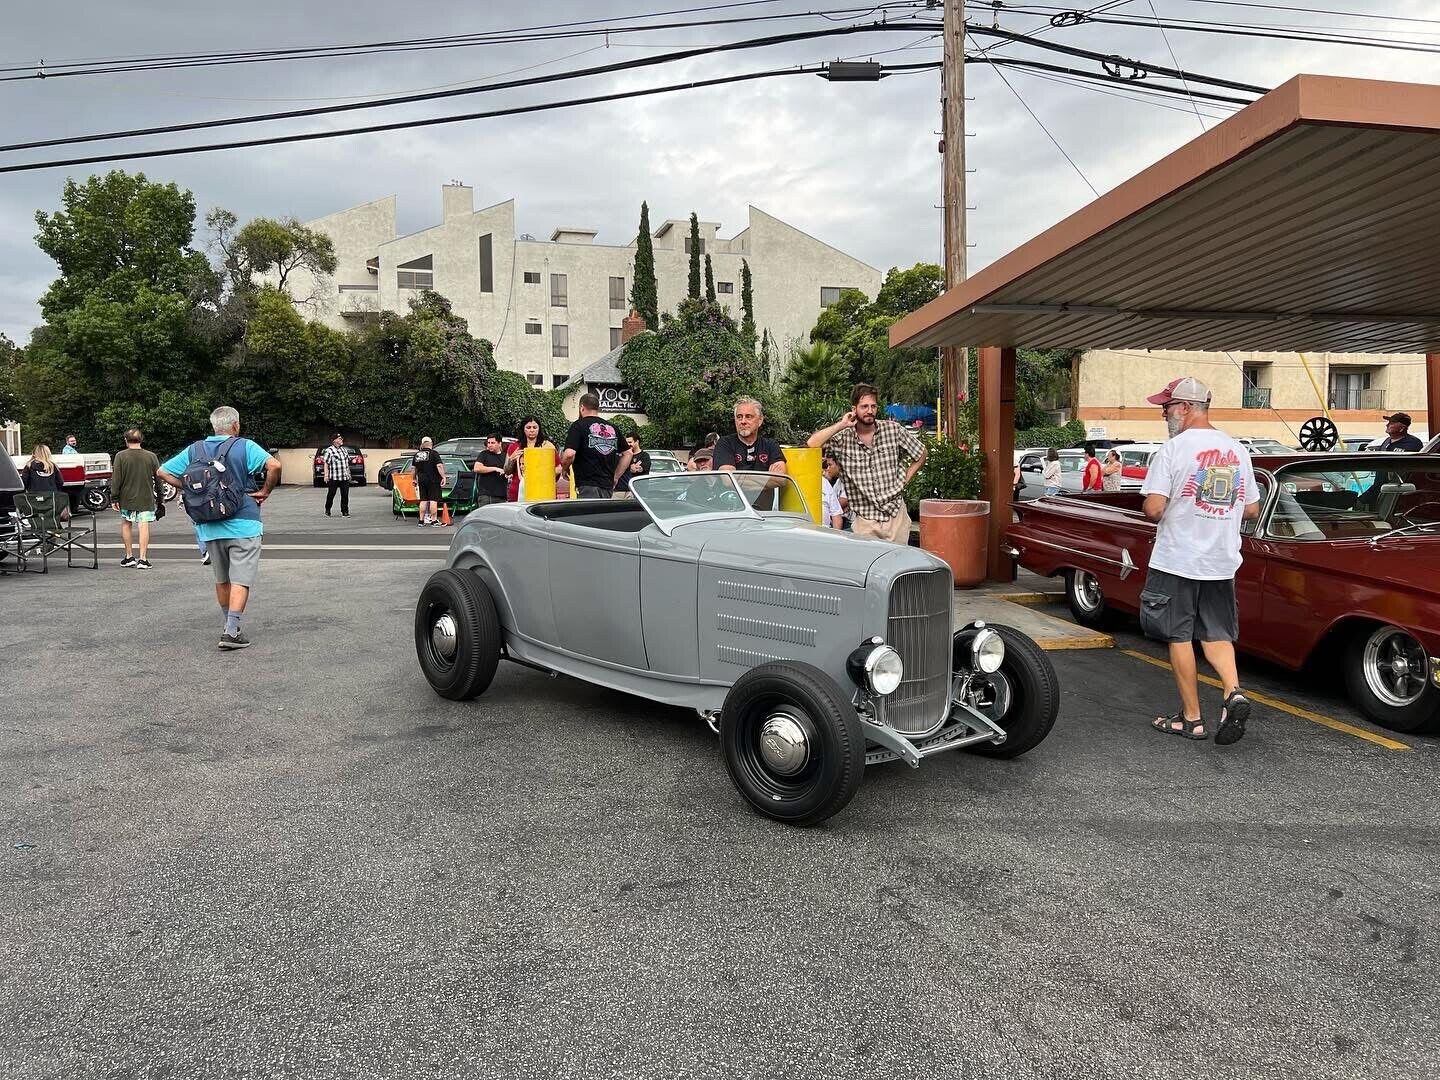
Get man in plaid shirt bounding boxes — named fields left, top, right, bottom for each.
left=321, top=433, right=352, bottom=517
left=807, top=383, right=927, bottom=544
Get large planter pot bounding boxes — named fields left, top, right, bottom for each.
left=919, top=498, right=989, bottom=588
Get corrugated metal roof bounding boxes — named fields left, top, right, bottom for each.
left=891, top=75, right=1440, bottom=354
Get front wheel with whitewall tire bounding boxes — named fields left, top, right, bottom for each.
left=720, top=662, right=866, bottom=827
left=414, top=568, right=502, bottom=701
left=82, top=486, right=110, bottom=513
left=1343, top=624, right=1440, bottom=735
left=963, top=624, right=1061, bottom=759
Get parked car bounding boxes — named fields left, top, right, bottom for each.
left=1235, top=437, right=1295, bottom=455
left=413, top=471, right=1060, bottom=825
left=377, top=456, right=409, bottom=491
left=311, top=445, right=367, bottom=487
left=1014, top=448, right=1085, bottom=499
left=10, top=452, right=113, bottom=512
left=646, top=451, right=685, bottom=475
left=1004, top=452, right=1440, bottom=734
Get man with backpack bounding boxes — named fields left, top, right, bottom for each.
left=156, top=406, right=281, bottom=650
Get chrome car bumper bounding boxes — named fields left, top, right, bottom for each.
left=1431, top=655, right=1440, bottom=690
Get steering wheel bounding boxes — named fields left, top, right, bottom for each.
left=1297, top=416, right=1339, bottom=453
left=1397, top=501, right=1440, bottom=529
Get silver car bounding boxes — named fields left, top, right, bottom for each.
left=413, top=472, right=1059, bottom=826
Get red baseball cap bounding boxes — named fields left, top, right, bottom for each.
left=1147, top=376, right=1211, bottom=406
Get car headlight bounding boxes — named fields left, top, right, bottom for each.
left=972, top=628, right=1005, bottom=673
left=846, top=639, right=904, bottom=696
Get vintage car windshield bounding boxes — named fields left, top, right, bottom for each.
left=629, top=472, right=811, bottom=534
left=1266, top=460, right=1440, bottom=541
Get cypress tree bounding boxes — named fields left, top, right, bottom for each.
left=687, top=212, right=702, bottom=299
left=740, top=259, right=755, bottom=343
left=704, top=254, right=716, bottom=302
left=629, top=201, right=658, bottom=330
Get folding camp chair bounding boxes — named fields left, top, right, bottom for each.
left=0, top=453, right=23, bottom=575
left=11, top=492, right=99, bottom=572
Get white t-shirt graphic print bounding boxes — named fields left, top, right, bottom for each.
left=1141, top=427, right=1259, bottom=580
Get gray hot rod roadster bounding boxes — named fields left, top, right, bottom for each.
left=414, top=473, right=1059, bottom=825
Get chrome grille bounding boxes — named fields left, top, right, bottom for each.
left=885, top=569, right=953, bottom=737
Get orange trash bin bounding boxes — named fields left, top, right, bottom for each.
left=919, top=499, right=990, bottom=588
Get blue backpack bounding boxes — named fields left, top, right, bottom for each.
left=180, top=437, right=249, bottom=524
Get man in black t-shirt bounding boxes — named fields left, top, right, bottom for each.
left=562, top=393, right=634, bottom=499
left=410, top=437, right=447, bottom=526
left=617, top=433, right=651, bottom=494
left=712, top=396, right=787, bottom=509
left=473, top=435, right=509, bottom=506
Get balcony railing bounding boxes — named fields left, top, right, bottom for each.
left=1329, top=388, right=1385, bottom=411
left=1242, top=386, right=1271, bottom=409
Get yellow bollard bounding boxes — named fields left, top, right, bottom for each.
left=781, top=445, right=823, bottom=524
left=521, top=446, right=557, bottom=501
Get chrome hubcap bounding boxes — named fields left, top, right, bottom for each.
left=757, top=711, right=810, bottom=776
left=431, top=613, right=458, bottom=662
left=1074, top=570, right=1102, bottom=611
left=1364, top=627, right=1426, bottom=708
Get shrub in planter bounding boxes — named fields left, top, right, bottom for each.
left=903, top=434, right=984, bottom=517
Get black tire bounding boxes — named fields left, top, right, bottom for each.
left=1064, top=568, right=1111, bottom=629
left=1343, top=624, right=1440, bottom=735
left=82, top=487, right=109, bottom=513
left=964, top=624, right=1061, bottom=758
left=414, top=568, right=502, bottom=701
left=720, top=662, right=866, bottom=826
left=159, top=481, right=178, bottom=503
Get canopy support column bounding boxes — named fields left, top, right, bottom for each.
left=1428, top=353, right=1439, bottom=440
left=979, top=346, right=1016, bottom=582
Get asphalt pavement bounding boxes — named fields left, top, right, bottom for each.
left=1, top=488, right=1436, bottom=1079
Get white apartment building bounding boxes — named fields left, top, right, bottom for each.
left=280, top=183, right=882, bottom=388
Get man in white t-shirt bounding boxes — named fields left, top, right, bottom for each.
left=821, top=455, right=846, bottom=529
left=1140, top=377, right=1261, bottom=746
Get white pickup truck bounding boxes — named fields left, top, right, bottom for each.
left=9, top=451, right=114, bottom=511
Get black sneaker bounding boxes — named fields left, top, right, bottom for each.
left=119, top=556, right=137, bottom=568
left=135, top=559, right=153, bottom=570
left=201, top=549, right=211, bottom=565
left=218, top=632, right=251, bottom=650
left=418, top=519, right=428, bottom=528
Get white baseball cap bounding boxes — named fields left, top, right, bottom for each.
left=1147, top=376, right=1211, bottom=406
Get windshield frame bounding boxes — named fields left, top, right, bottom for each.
left=629, top=471, right=811, bottom=536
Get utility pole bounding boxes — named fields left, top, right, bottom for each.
left=940, top=0, right=967, bottom=441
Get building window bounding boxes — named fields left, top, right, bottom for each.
left=397, top=254, right=433, bottom=290
left=1328, top=368, right=1379, bottom=411
left=478, top=234, right=493, bottom=294
left=717, top=281, right=734, bottom=294
left=552, top=324, right=569, bottom=358
left=1241, top=363, right=1271, bottom=409
left=820, top=286, right=847, bottom=308
left=684, top=237, right=706, bottom=255
left=552, top=374, right=569, bottom=388
left=524, top=271, right=541, bottom=284
left=609, top=327, right=623, bottom=350
left=609, top=276, right=626, bottom=310
left=550, top=273, right=567, bottom=307
left=527, top=373, right=544, bottom=386
left=524, top=321, right=542, bottom=335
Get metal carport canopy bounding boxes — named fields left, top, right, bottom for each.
left=890, top=75, right=1440, bottom=355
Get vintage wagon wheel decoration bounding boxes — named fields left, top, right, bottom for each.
left=1297, top=415, right=1339, bottom=452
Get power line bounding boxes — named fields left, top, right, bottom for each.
left=0, top=20, right=938, bottom=154
left=993, top=56, right=1247, bottom=107
left=1011, top=65, right=1236, bottom=119
left=1146, top=0, right=1207, bottom=132
left=0, top=61, right=940, bottom=175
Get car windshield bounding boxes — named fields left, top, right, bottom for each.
left=1266, top=460, right=1440, bottom=540
left=647, top=457, right=685, bottom=474
left=629, top=472, right=811, bottom=534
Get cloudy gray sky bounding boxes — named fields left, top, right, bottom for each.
left=3, top=0, right=1438, bottom=343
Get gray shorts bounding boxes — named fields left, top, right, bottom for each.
left=209, top=536, right=262, bottom=587
left=577, top=485, right=613, bottom=500
left=1139, top=568, right=1239, bottom=643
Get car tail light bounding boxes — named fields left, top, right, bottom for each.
left=350, top=456, right=362, bottom=464
left=314, top=457, right=323, bottom=465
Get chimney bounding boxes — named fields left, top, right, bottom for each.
left=621, top=309, right=647, bottom=344
left=441, top=182, right=473, bottom=221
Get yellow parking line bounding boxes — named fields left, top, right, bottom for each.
left=1120, top=649, right=1411, bottom=752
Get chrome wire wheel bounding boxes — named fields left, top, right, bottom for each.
left=1362, top=626, right=1428, bottom=709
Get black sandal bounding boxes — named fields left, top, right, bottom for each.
left=1215, top=691, right=1251, bottom=746
left=1152, top=713, right=1207, bottom=740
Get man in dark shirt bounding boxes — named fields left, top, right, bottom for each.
left=473, top=435, right=509, bottom=506
left=410, top=437, right=447, bottom=526
left=110, top=427, right=160, bottom=568
left=562, top=393, right=634, bottom=499
left=1375, top=412, right=1424, bottom=452
left=617, top=433, right=650, bottom=495
left=713, top=396, right=787, bottom=509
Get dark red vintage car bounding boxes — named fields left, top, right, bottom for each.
left=1005, top=452, right=1440, bottom=734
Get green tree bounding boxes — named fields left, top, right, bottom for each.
left=687, top=212, right=702, bottom=300
left=628, top=200, right=658, bottom=330
left=739, top=259, right=755, bottom=344
left=208, top=207, right=337, bottom=305
left=780, top=340, right=848, bottom=398
left=704, top=253, right=716, bottom=302
left=619, top=297, right=786, bottom=447
left=0, top=333, right=22, bottom=423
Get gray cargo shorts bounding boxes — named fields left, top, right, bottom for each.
left=209, top=536, right=262, bottom=587
left=1139, top=567, right=1239, bottom=644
